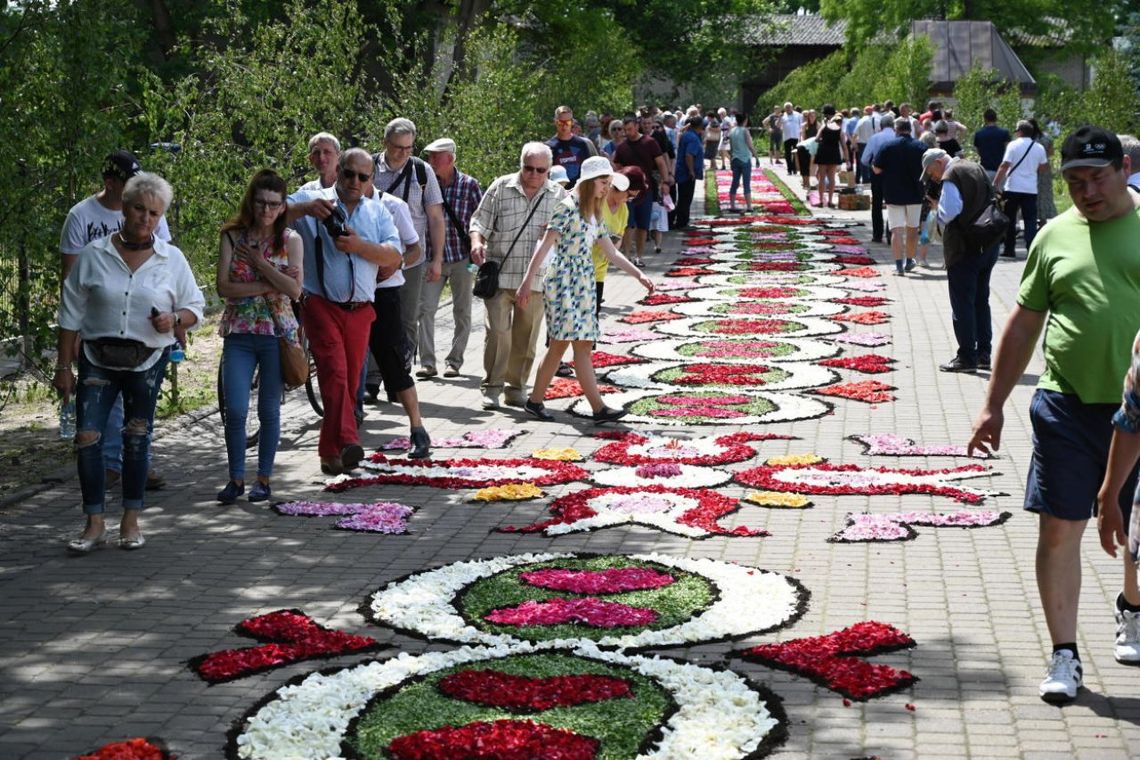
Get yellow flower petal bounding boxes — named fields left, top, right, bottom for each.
left=744, top=491, right=813, bottom=508
left=531, top=448, right=583, bottom=461
left=471, top=483, right=545, bottom=502
left=765, top=453, right=825, bottom=466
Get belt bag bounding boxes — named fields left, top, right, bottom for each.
left=87, top=338, right=156, bottom=370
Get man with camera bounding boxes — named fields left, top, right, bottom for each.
left=288, top=147, right=403, bottom=475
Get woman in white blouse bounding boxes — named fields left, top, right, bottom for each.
left=54, top=173, right=205, bottom=553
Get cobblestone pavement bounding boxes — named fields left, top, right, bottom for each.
left=2, top=167, right=1138, bottom=759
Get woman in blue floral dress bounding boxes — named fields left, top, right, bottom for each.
left=516, top=156, right=654, bottom=423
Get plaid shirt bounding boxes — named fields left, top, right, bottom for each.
left=439, top=169, right=483, bottom=264
left=469, top=172, right=566, bottom=291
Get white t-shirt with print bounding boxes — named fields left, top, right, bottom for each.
left=59, top=194, right=171, bottom=255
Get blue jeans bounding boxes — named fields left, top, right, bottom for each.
left=76, top=348, right=169, bottom=514
left=221, top=333, right=282, bottom=481
left=946, top=243, right=1000, bottom=364
left=729, top=158, right=751, bottom=202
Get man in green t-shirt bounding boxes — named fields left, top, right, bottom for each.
left=968, top=126, right=1140, bottom=705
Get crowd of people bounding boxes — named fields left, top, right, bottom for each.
left=49, top=97, right=1140, bottom=716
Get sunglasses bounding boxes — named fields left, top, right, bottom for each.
left=340, top=168, right=372, bottom=183
left=253, top=199, right=284, bottom=210
left=522, top=165, right=548, bottom=174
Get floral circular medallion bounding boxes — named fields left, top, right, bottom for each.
left=367, top=552, right=806, bottom=649
left=231, top=642, right=788, bottom=759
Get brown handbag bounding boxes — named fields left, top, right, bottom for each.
left=265, top=297, right=308, bottom=389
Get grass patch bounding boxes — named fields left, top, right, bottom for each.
left=349, top=652, right=673, bottom=759
left=704, top=172, right=720, bottom=216
left=458, top=555, right=716, bottom=642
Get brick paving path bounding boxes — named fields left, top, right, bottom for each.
left=2, top=166, right=1138, bottom=759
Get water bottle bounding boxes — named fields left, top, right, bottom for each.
left=170, top=340, right=184, bottom=364
left=466, top=261, right=479, bottom=274
left=59, top=398, right=76, bottom=440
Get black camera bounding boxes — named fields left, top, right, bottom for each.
left=322, top=205, right=348, bottom=238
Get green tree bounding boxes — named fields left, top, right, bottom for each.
left=1081, top=48, right=1139, bottom=135
left=0, top=0, right=144, bottom=366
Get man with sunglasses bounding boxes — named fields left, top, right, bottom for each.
left=469, top=142, right=566, bottom=411
left=288, top=148, right=404, bottom=474
left=547, top=106, right=597, bottom=188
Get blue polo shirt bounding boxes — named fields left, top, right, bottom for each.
left=288, top=187, right=400, bottom=303
left=675, top=129, right=705, bottom=184
left=973, top=125, right=1012, bottom=171
left=873, top=135, right=926, bottom=205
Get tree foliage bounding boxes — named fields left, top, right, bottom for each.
left=758, top=37, right=933, bottom=115
left=819, top=0, right=1119, bottom=55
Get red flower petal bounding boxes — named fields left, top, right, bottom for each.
left=484, top=597, right=658, bottom=628
left=438, top=670, right=633, bottom=710
left=388, top=720, right=599, bottom=760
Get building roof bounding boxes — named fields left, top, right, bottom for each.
left=743, top=14, right=847, bottom=47
left=910, top=20, right=1036, bottom=92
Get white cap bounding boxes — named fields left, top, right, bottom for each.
left=548, top=165, right=570, bottom=185
left=610, top=172, right=630, bottom=192
left=422, top=137, right=456, bottom=154
left=578, top=155, right=613, bottom=183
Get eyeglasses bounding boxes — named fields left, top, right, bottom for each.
left=522, top=165, right=548, bottom=174
left=340, top=168, right=372, bottom=183
left=253, top=199, right=284, bottom=210
left=556, top=119, right=574, bottom=126
left=388, top=142, right=415, bottom=153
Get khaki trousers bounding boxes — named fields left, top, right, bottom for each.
left=481, top=287, right=544, bottom=397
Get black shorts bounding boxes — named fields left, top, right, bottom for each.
left=369, top=288, right=414, bottom=398
left=1025, top=389, right=1137, bottom=522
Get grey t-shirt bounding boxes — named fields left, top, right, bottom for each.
left=373, top=154, right=442, bottom=269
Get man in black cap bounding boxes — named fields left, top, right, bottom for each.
left=968, top=126, right=1140, bottom=705
left=59, top=150, right=172, bottom=491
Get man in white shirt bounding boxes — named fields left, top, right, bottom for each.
left=59, top=151, right=173, bottom=491
left=993, top=120, right=1049, bottom=259
left=778, top=103, right=802, bottom=173
left=853, top=105, right=880, bottom=183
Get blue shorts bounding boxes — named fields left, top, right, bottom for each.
left=628, top=192, right=654, bottom=231
left=1025, top=389, right=1137, bottom=523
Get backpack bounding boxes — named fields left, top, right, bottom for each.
left=375, top=154, right=428, bottom=203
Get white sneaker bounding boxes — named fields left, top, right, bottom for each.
left=1115, top=596, right=1140, bottom=664
left=480, top=393, right=500, bottom=410
left=1039, top=650, right=1082, bottom=704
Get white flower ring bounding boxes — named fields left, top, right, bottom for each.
left=651, top=315, right=843, bottom=339
left=602, top=360, right=838, bottom=394
left=366, top=552, right=806, bottom=650
left=565, top=388, right=833, bottom=426
left=630, top=337, right=840, bottom=365
left=230, top=641, right=787, bottom=760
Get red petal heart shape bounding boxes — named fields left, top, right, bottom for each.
left=438, top=669, right=632, bottom=710
left=388, top=719, right=599, bottom=759
left=519, top=567, right=676, bottom=594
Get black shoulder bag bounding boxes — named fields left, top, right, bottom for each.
left=961, top=177, right=1010, bottom=251
left=472, top=192, right=546, bottom=300
left=440, top=193, right=472, bottom=257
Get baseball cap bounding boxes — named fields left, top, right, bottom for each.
left=578, top=155, right=614, bottom=183
left=920, top=148, right=949, bottom=179
left=548, top=165, right=570, bottom=186
left=610, top=172, right=630, bottom=192
left=1060, top=125, right=1123, bottom=171
left=422, top=137, right=456, bottom=154
left=103, top=150, right=141, bottom=181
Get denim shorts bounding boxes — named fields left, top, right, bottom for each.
left=1025, top=389, right=1137, bottom=522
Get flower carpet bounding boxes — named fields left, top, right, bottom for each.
left=61, top=166, right=1036, bottom=760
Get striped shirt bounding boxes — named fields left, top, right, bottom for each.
left=439, top=169, right=483, bottom=264
left=469, top=172, right=566, bottom=291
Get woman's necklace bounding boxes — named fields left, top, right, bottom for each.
left=117, top=232, right=154, bottom=251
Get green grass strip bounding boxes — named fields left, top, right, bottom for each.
left=762, top=168, right=811, bottom=215
left=704, top=172, right=720, bottom=217
left=349, top=652, right=673, bottom=759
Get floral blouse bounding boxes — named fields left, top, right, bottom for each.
left=219, top=228, right=299, bottom=343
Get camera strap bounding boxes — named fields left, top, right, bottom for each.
left=314, top=227, right=355, bottom=305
